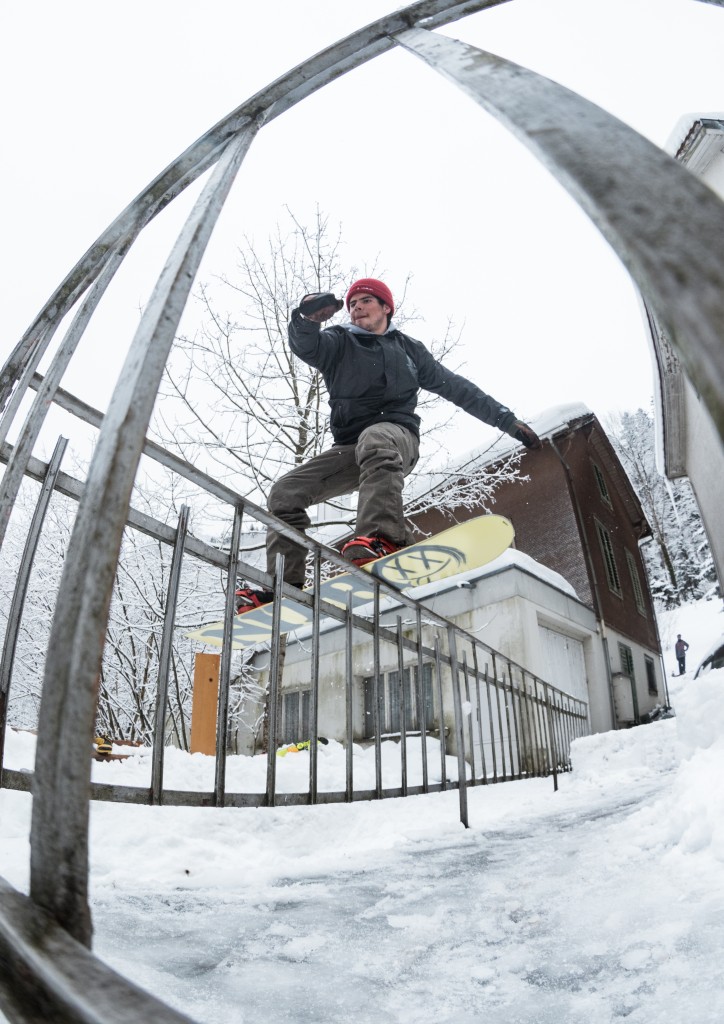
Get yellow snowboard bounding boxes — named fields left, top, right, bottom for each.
left=188, top=514, right=514, bottom=649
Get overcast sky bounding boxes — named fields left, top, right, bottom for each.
left=2, top=0, right=723, bottom=462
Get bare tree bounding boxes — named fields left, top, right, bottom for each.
left=155, top=207, right=357, bottom=498
left=606, top=408, right=718, bottom=606
left=0, top=470, right=225, bottom=746
left=154, top=206, right=520, bottom=548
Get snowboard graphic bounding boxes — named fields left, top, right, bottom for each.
left=187, top=514, right=514, bottom=649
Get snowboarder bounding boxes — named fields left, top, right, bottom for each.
left=675, top=634, right=690, bottom=675
left=235, top=278, right=542, bottom=612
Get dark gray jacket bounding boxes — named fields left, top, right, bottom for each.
left=288, top=310, right=518, bottom=446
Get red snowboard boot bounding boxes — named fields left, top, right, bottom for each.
left=341, top=535, right=401, bottom=568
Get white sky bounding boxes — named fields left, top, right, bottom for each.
left=2, top=598, right=724, bottom=1022
left=2, top=0, right=724, bottom=461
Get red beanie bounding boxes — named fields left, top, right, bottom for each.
left=345, top=278, right=395, bottom=316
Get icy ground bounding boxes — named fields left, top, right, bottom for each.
left=1, top=598, right=724, bottom=1023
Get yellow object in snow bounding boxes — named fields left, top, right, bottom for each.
left=277, top=740, right=317, bottom=757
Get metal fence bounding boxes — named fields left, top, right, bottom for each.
left=1, top=0, right=723, bottom=1020
left=0, top=442, right=589, bottom=819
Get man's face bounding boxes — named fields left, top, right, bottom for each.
left=348, top=292, right=391, bottom=335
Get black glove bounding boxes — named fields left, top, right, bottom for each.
left=298, top=292, right=343, bottom=321
left=511, top=420, right=542, bottom=450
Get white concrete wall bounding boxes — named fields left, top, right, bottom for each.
left=237, top=564, right=646, bottom=755
left=606, top=625, right=667, bottom=726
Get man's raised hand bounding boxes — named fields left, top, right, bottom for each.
left=298, top=293, right=344, bottom=322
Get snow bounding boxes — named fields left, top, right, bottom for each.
left=2, top=597, right=724, bottom=1023
left=3, top=736, right=466, bottom=795
left=417, top=545, right=580, bottom=600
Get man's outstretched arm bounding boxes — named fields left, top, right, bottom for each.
left=415, top=347, right=542, bottom=450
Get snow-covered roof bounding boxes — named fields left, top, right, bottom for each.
left=407, top=546, right=579, bottom=602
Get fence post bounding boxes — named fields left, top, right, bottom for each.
left=447, top=625, right=469, bottom=829
left=0, top=436, right=67, bottom=778
left=151, top=504, right=190, bottom=804
left=265, top=554, right=286, bottom=807
left=545, top=684, right=559, bottom=792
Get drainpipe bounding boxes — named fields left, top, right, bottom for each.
left=630, top=674, right=641, bottom=724
left=640, top=538, right=672, bottom=709
left=549, top=437, right=619, bottom=730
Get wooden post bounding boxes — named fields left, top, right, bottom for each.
left=190, top=653, right=220, bottom=755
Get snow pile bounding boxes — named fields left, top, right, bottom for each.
left=666, top=677, right=724, bottom=860
left=570, top=717, right=679, bottom=785
left=614, top=671, right=724, bottom=866
left=3, top=731, right=466, bottom=793
left=675, top=673, right=724, bottom=755
left=589, top=597, right=724, bottom=868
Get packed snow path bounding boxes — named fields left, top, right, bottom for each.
left=76, top=704, right=722, bottom=1024
left=88, top=775, right=723, bottom=1024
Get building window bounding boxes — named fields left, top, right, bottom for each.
left=592, top=462, right=612, bottom=507
left=363, top=663, right=435, bottom=738
left=618, top=642, right=639, bottom=722
left=281, top=689, right=310, bottom=744
left=625, top=549, right=647, bottom=616
left=595, top=520, right=622, bottom=596
left=619, top=643, right=635, bottom=681
left=644, top=655, right=658, bottom=696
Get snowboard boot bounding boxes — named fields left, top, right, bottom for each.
left=341, top=534, right=402, bottom=568
left=235, top=586, right=275, bottom=614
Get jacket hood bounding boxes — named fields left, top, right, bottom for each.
left=346, top=321, right=397, bottom=336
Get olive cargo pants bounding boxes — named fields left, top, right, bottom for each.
left=267, top=422, right=419, bottom=586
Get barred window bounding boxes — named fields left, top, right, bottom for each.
left=644, top=655, right=658, bottom=696
left=363, top=663, right=435, bottom=738
left=619, top=643, right=635, bottom=679
left=592, top=462, right=612, bottom=507
left=595, top=520, right=622, bottom=596
left=625, top=549, right=647, bottom=616
left=281, top=689, right=310, bottom=745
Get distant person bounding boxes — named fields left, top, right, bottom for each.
left=235, top=278, right=542, bottom=612
left=675, top=634, right=690, bottom=675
